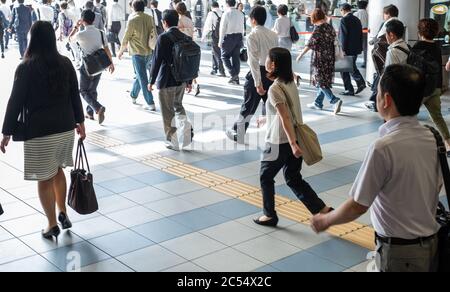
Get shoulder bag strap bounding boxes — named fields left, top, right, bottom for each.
left=277, top=83, right=301, bottom=130
left=426, top=125, right=450, bottom=210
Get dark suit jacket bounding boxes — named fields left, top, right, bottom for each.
left=152, top=8, right=163, bottom=35
left=339, top=13, right=363, bottom=56
left=10, top=4, right=32, bottom=33
left=150, top=27, right=188, bottom=90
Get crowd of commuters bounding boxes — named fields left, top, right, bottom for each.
left=0, top=1, right=449, bottom=273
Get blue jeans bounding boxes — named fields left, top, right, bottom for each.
left=17, top=32, right=27, bottom=58
left=131, top=54, right=154, bottom=105
left=315, top=86, right=340, bottom=108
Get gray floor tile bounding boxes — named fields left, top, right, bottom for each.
left=234, top=235, right=301, bottom=264
left=97, top=195, right=137, bottom=215
left=191, top=159, right=235, bottom=172
left=206, top=199, right=261, bottom=220
left=153, top=179, right=204, bottom=196
left=161, top=232, right=226, bottom=260
left=0, top=238, right=36, bottom=265
left=89, top=229, right=154, bottom=257
left=269, top=223, right=332, bottom=250
left=0, top=201, right=37, bottom=223
left=113, top=163, right=157, bottom=176
left=98, top=177, right=147, bottom=194
left=163, top=262, right=207, bottom=272
left=92, top=169, right=126, bottom=183
left=144, top=197, right=198, bottom=217
left=106, top=206, right=162, bottom=228
left=133, top=170, right=179, bottom=185
left=214, top=166, right=255, bottom=180
left=42, top=242, right=111, bottom=271
left=0, top=189, right=18, bottom=205
left=193, top=248, right=265, bottom=272
left=120, top=186, right=173, bottom=204
left=81, top=258, right=134, bottom=272
left=117, top=245, right=186, bottom=272
left=1, top=213, right=48, bottom=237
left=70, top=216, right=125, bottom=240
left=178, top=189, right=231, bottom=208
left=20, top=231, right=84, bottom=254
left=0, top=255, right=60, bottom=272
left=0, top=226, right=13, bottom=242
left=7, top=185, right=38, bottom=200
left=93, top=184, right=116, bottom=198
left=270, top=250, right=346, bottom=272
left=348, top=260, right=374, bottom=272
left=306, top=238, right=370, bottom=268
left=200, top=221, right=263, bottom=246
left=168, top=208, right=230, bottom=231
left=131, top=218, right=193, bottom=243
left=253, top=265, right=280, bottom=272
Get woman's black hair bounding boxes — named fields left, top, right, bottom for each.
left=24, top=21, right=70, bottom=99
left=267, top=47, right=294, bottom=84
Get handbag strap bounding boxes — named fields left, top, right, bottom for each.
left=426, top=125, right=450, bottom=211
left=74, top=139, right=91, bottom=173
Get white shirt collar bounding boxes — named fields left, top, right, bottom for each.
left=379, top=116, right=420, bottom=137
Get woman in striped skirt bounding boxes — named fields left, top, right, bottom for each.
left=0, top=21, right=86, bottom=240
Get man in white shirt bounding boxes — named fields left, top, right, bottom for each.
left=311, top=64, right=442, bottom=272
left=384, top=19, right=408, bottom=68
left=69, top=9, right=114, bottom=124
left=376, top=4, right=398, bottom=40
left=226, top=5, right=277, bottom=143
left=0, top=0, right=11, bottom=49
left=219, top=0, right=244, bottom=85
left=354, top=0, right=368, bottom=67
left=107, top=0, right=124, bottom=57
left=36, top=0, right=57, bottom=26
left=201, top=1, right=224, bottom=76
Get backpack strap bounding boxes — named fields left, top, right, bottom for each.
left=395, top=45, right=410, bottom=56
left=426, top=125, right=450, bottom=211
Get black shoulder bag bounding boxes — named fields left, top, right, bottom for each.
left=426, top=125, right=450, bottom=272
left=79, top=30, right=112, bottom=77
left=68, top=139, right=98, bottom=215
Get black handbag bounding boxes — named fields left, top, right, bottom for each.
left=68, top=139, right=98, bottom=215
left=290, top=20, right=299, bottom=43
left=426, top=125, right=450, bottom=272
left=0, top=203, right=3, bottom=216
left=79, top=31, right=112, bottom=77
left=240, top=47, right=248, bottom=62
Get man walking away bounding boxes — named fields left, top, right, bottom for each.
left=150, top=0, right=163, bottom=35
left=339, top=3, right=366, bottom=96
left=219, top=0, right=245, bottom=85
left=107, top=0, right=124, bottom=57
left=202, top=1, right=225, bottom=76
left=9, top=0, right=32, bottom=59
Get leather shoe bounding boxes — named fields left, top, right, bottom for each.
left=340, top=91, right=354, bottom=96
left=355, top=85, right=367, bottom=95
left=253, top=216, right=279, bottom=227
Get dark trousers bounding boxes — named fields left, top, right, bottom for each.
left=17, top=31, right=27, bottom=58
left=212, top=39, right=224, bottom=74
left=362, top=32, right=368, bottom=66
left=3, top=29, right=9, bottom=48
left=79, top=66, right=103, bottom=116
left=0, top=30, right=4, bottom=54
left=109, top=21, right=121, bottom=56
left=341, top=55, right=365, bottom=93
left=221, top=33, right=243, bottom=78
left=233, top=68, right=272, bottom=138
left=260, top=143, right=326, bottom=218
left=370, top=73, right=380, bottom=105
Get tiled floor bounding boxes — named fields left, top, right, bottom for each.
left=0, top=43, right=449, bottom=272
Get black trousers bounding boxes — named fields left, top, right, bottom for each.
left=221, top=33, right=243, bottom=78
left=260, top=143, right=326, bottom=218
left=212, top=38, right=224, bottom=74
left=109, top=21, right=121, bottom=56
left=341, top=55, right=365, bottom=93
left=233, top=68, right=273, bottom=138
left=370, top=73, right=380, bottom=104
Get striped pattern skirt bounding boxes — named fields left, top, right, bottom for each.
left=24, top=130, right=75, bottom=181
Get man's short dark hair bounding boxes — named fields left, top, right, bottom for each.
left=0, top=0, right=6, bottom=4
left=211, top=1, right=219, bottom=8
left=249, top=6, right=266, bottom=26
left=162, top=9, right=179, bottom=27
left=357, top=1, right=368, bottom=10
left=17, top=0, right=24, bottom=4
left=380, top=64, right=426, bottom=116
left=42, top=0, right=49, bottom=5
left=132, top=0, right=145, bottom=12
left=386, top=19, right=405, bottom=39
left=384, top=4, right=399, bottom=17
left=81, top=9, right=96, bottom=24
left=340, top=3, right=352, bottom=12
left=60, top=2, right=68, bottom=10
left=85, top=1, right=94, bottom=10
left=150, top=0, right=158, bottom=7
left=277, top=4, right=288, bottom=16
left=226, top=0, right=236, bottom=7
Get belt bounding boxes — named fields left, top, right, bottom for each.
left=375, top=232, right=437, bottom=246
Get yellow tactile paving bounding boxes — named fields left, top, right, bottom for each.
left=88, top=131, right=376, bottom=251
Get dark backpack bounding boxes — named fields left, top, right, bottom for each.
left=211, top=11, right=221, bottom=42
left=167, top=33, right=201, bottom=83
left=396, top=46, right=440, bottom=97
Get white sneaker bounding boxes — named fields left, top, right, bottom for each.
left=165, top=141, right=180, bottom=151
left=307, top=103, right=323, bottom=110
left=132, top=98, right=137, bottom=105
left=145, top=104, right=156, bottom=111
left=334, top=100, right=343, bottom=115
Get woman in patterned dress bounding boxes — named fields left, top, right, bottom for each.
left=296, top=8, right=343, bottom=114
